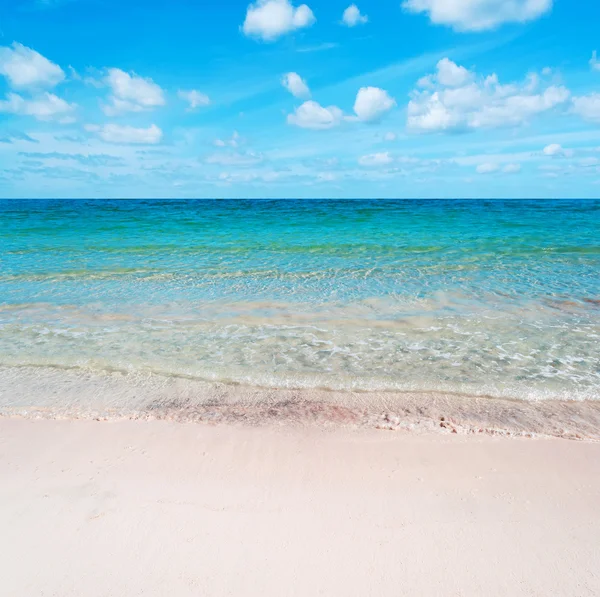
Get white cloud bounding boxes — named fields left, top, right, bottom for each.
left=341, top=4, right=368, bottom=27
left=214, top=131, right=241, bottom=147
left=590, top=51, right=600, bottom=72
left=503, top=163, right=521, bottom=174
left=543, top=143, right=574, bottom=157
left=178, top=89, right=210, bottom=110
left=281, top=72, right=310, bottom=98
left=317, top=172, right=337, bottom=182
left=0, top=43, right=65, bottom=88
left=85, top=123, right=163, bottom=144
left=103, top=68, right=165, bottom=115
left=572, top=94, right=600, bottom=123
left=407, top=59, right=569, bottom=134
left=543, top=143, right=562, bottom=156
left=358, top=152, right=393, bottom=166
left=353, top=87, right=396, bottom=122
left=435, top=57, right=473, bottom=87
left=206, top=151, right=264, bottom=166
left=476, top=163, right=499, bottom=174
left=287, top=100, right=343, bottom=129
left=384, top=132, right=397, bottom=141
left=401, top=0, right=552, bottom=32
left=0, top=92, right=75, bottom=122
left=242, top=0, right=315, bottom=41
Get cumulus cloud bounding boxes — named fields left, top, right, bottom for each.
left=0, top=43, right=65, bottom=88
left=358, top=152, right=393, bottom=166
left=85, top=123, right=163, bottom=144
left=102, top=68, right=165, bottom=115
left=543, top=143, right=574, bottom=157
left=436, top=57, right=473, bottom=87
left=341, top=4, right=368, bottom=27
left=242, top=0, right=315, bottom=41
left=353, top=87, right=396, bottom=122
left=287, top=100, right=343, bottom=129
left=178, top=89, right=210, bottom=110
left=286, top=88, right=395, bottom=129
left=281, top=72, right=310, bottom=98
left=590, top=51, right=600, bottom=72
left=572, top=94, right=600, bottom=123
left=407, top=59, right=570, bottom=134
left=0, top=91, right=75, bottom=122
left=401, top=0, right=553, bottom=32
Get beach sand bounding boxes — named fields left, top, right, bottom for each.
left=1, top=418, right=599, bottom=596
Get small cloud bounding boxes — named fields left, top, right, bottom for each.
left=590, top=51, right=600, bottom=72
left=0, top=42, right=64, bottom=88
left=502, top=163, right=521, bottom=174
left=281, top=72, right=310, bottom=98
left=436, top=57, right=473, bottom=87
left=85, top=123, right=163, bottom=144
left=417, top=75, right=434, bottom=88
left=401, top=0, right=553, bottom=32
left=317, top=172, right=337, bottom=182
left=102, top=68, right=165, bottom=116
left=296, top=42, right=338, bottom=53
left=358, top=152, right=393, bottom=166
left=476, top=163, right=499, bottom=174
left=572, top=93, right=600, bottom=123
left=0, top=91, right=76, bottom=122
left=543, top=143, right=574, bottom=157
left=242, top=0, right=316, bottom=42
left=178, top=89, right=210, bottom=110
left=353, top=87, right=396, bottom=122
left=214, top=131, right=242, bottom=147
left=384, top=132, right=397, bottom=141
left=67, top=65, right=82, bottom=81
left=287, top=100, right=343, bottom=129
left=341, top=4, right=368, bottom=27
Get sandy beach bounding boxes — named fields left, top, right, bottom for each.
left=1, top=418, right=599, bottom=596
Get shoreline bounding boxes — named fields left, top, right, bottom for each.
left=2, top=365, right=600, bottom=441
left=2, top=417, right=600, bottom=596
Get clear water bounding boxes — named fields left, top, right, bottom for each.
left=1, top=199, right=599, bottom=402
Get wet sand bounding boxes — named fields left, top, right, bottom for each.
left=1, top=418, right=599, bottom=596
left=2, top=366, right=600, bottom=440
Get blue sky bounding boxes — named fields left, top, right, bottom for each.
left=1, top=0, right=600, bottom=198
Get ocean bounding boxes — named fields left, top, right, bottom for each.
left=1, top=199, right=599, bottom=427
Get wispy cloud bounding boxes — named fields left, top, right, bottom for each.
left=296, top=42, right=339, bottom=53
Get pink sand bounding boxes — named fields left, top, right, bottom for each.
left=1, top=418, right=599, bottom=596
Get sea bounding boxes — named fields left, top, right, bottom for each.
left=1, top=199, right=599, bottom=431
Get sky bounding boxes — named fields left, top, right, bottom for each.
left=1, top=0, right=600, bottom=198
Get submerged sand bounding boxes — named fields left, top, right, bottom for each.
left=1, top=419, right=599, bottom=596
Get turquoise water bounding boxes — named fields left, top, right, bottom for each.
left=1, top=199, right=599, bottom=402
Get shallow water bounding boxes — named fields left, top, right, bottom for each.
left=1, top=199, right=599, bottom=407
